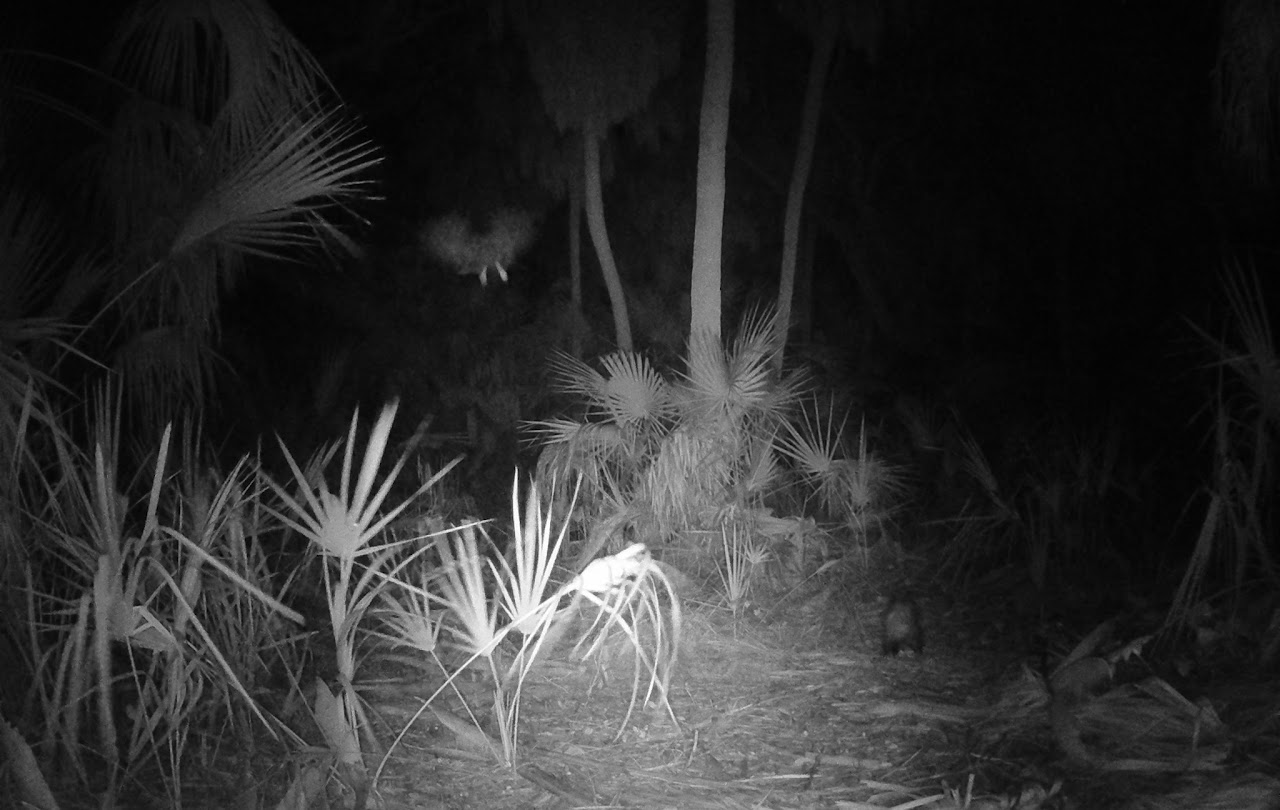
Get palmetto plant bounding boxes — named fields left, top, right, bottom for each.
left=775, top=394, right=906, bottom=531
left=530, top=305, right=913, bottom=613
left=373, top=474, right=682, bottom=776
left=267, top=401, right=459, bottom=780
left=1, top=389, right=685, bottom=805
left=4, top=0, right=381, bottom=437
left=532, top=306, right=805, bottom=556
left=4, top=387, right=309, bottom=808
left=1171, top=266, right=1280, bottom=628
left=717, top=519, right=770, bottom=619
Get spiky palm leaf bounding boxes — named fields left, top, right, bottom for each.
left=1212, top=0, right=1280, bottom=182
left=536, top=351, right=671, bottom=507
left=270, top=401, right=443, bottom=564
left=735, top=433, right=783, bottom=501
left=490, top=475, right=570, bottom=636
left=640, top=425, right=727, bottom=536
left=0, top=188, right=61, bottom=323
left=106, top=0, right=330, bottom=147
left=435, top=525, right=501, bottom=659
left=87, top=0, right=380, bottom=433
left=679, top=305, right=792, bottom=426
left=170, top=107, right=379, bottom=260
left=532, top=305, right=811, bottom=545
left=1218, top=265, right=1280, bottom=422
left=529, top=418, right=629, bottom=493
left=776, top=394, right=848, bottom=489
left=0, top=184, right=76, bottom=440
left=547, top=349, right=671, bottom=429
left=597, top=351, right=672, bottom=428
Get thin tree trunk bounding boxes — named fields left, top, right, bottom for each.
left=689, top=0, right=734, bottom=342
left=583, top=117, right=632, bottom=352
left=776, top=7, right=836, bottom=370
left=568, top=168, right=584, bottom=356
left=793, top=218, right=816, bottom=345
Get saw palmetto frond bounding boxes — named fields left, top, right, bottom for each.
left=679, top=305, right=789, bottom=425
left=171, top=107, right=379, bottom=260
left=597, top=351, right=671, bottom=426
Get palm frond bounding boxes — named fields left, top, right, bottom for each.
left=0, top=185, right=63, bottom=321
left=107, top=0, right=330, bottom=140
left=547, top=350, right=608, bottom=405
left=490, top=475, right=570, bottom=636
left=528, top=419, right=627, bottom=462
left=526, top=416, right=594, bottom=447
left=598, top=350, right=671, bottom=427
left=0, top=182, right=78, bottom=422
left=841, top=448, right=906, bottom=516
left=776, top=394, right=847, bottom=485
left=679, top=327, right=728, bottom=420
left=114, top=325, right=212, bottom=435
left=530, top=420, right=631, bottom=513
left=680, top=305, right=786, bottom=423
left=1212, top=0, right=1280, bottom=181
left=1220, top=264, right=1280, bottom=422
left=728, top=305, right=782, bottom=389
left=171, top=106, right=380, bottom=259
left=641, top=426, right=729, bottom=534
left=269, top=401, right=433, bottom=562
left=736, top=435, right=782, bottom=500
left=435, top=525, right=500, bottom=657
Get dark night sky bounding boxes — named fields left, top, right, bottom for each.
left=5, top=0, right=1273, bottom=464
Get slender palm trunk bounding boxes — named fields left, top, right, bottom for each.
left=689, top=0, right=734, bottom=342
left=776, top=10, right=835, bottom=370
left=793, top=219, right=816, bottom=345
left=568, top=169, right=584, bottom=356
left=583, top=117, right=633, bottom=352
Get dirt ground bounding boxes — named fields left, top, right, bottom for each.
left=360, top=590, right=997, bottom=810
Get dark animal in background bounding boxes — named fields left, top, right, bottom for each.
left=880, top=597, right=924, bottom=656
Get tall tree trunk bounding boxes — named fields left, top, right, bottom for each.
left=689, top=0, right=734, bottom=342
left=583, top=117, right=633, bottom=352
left=568, top=167, right=584, bottom=357
left=776, top=7, right=836, bottom=370
left=793, top=218, right=816, bottom=345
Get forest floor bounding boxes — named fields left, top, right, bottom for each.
left=48, top=549, right=1279, bottom=809
left=363, top=580, right=1012, bottom=810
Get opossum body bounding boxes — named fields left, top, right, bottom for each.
left=880, top=597, right=924, bottom=656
